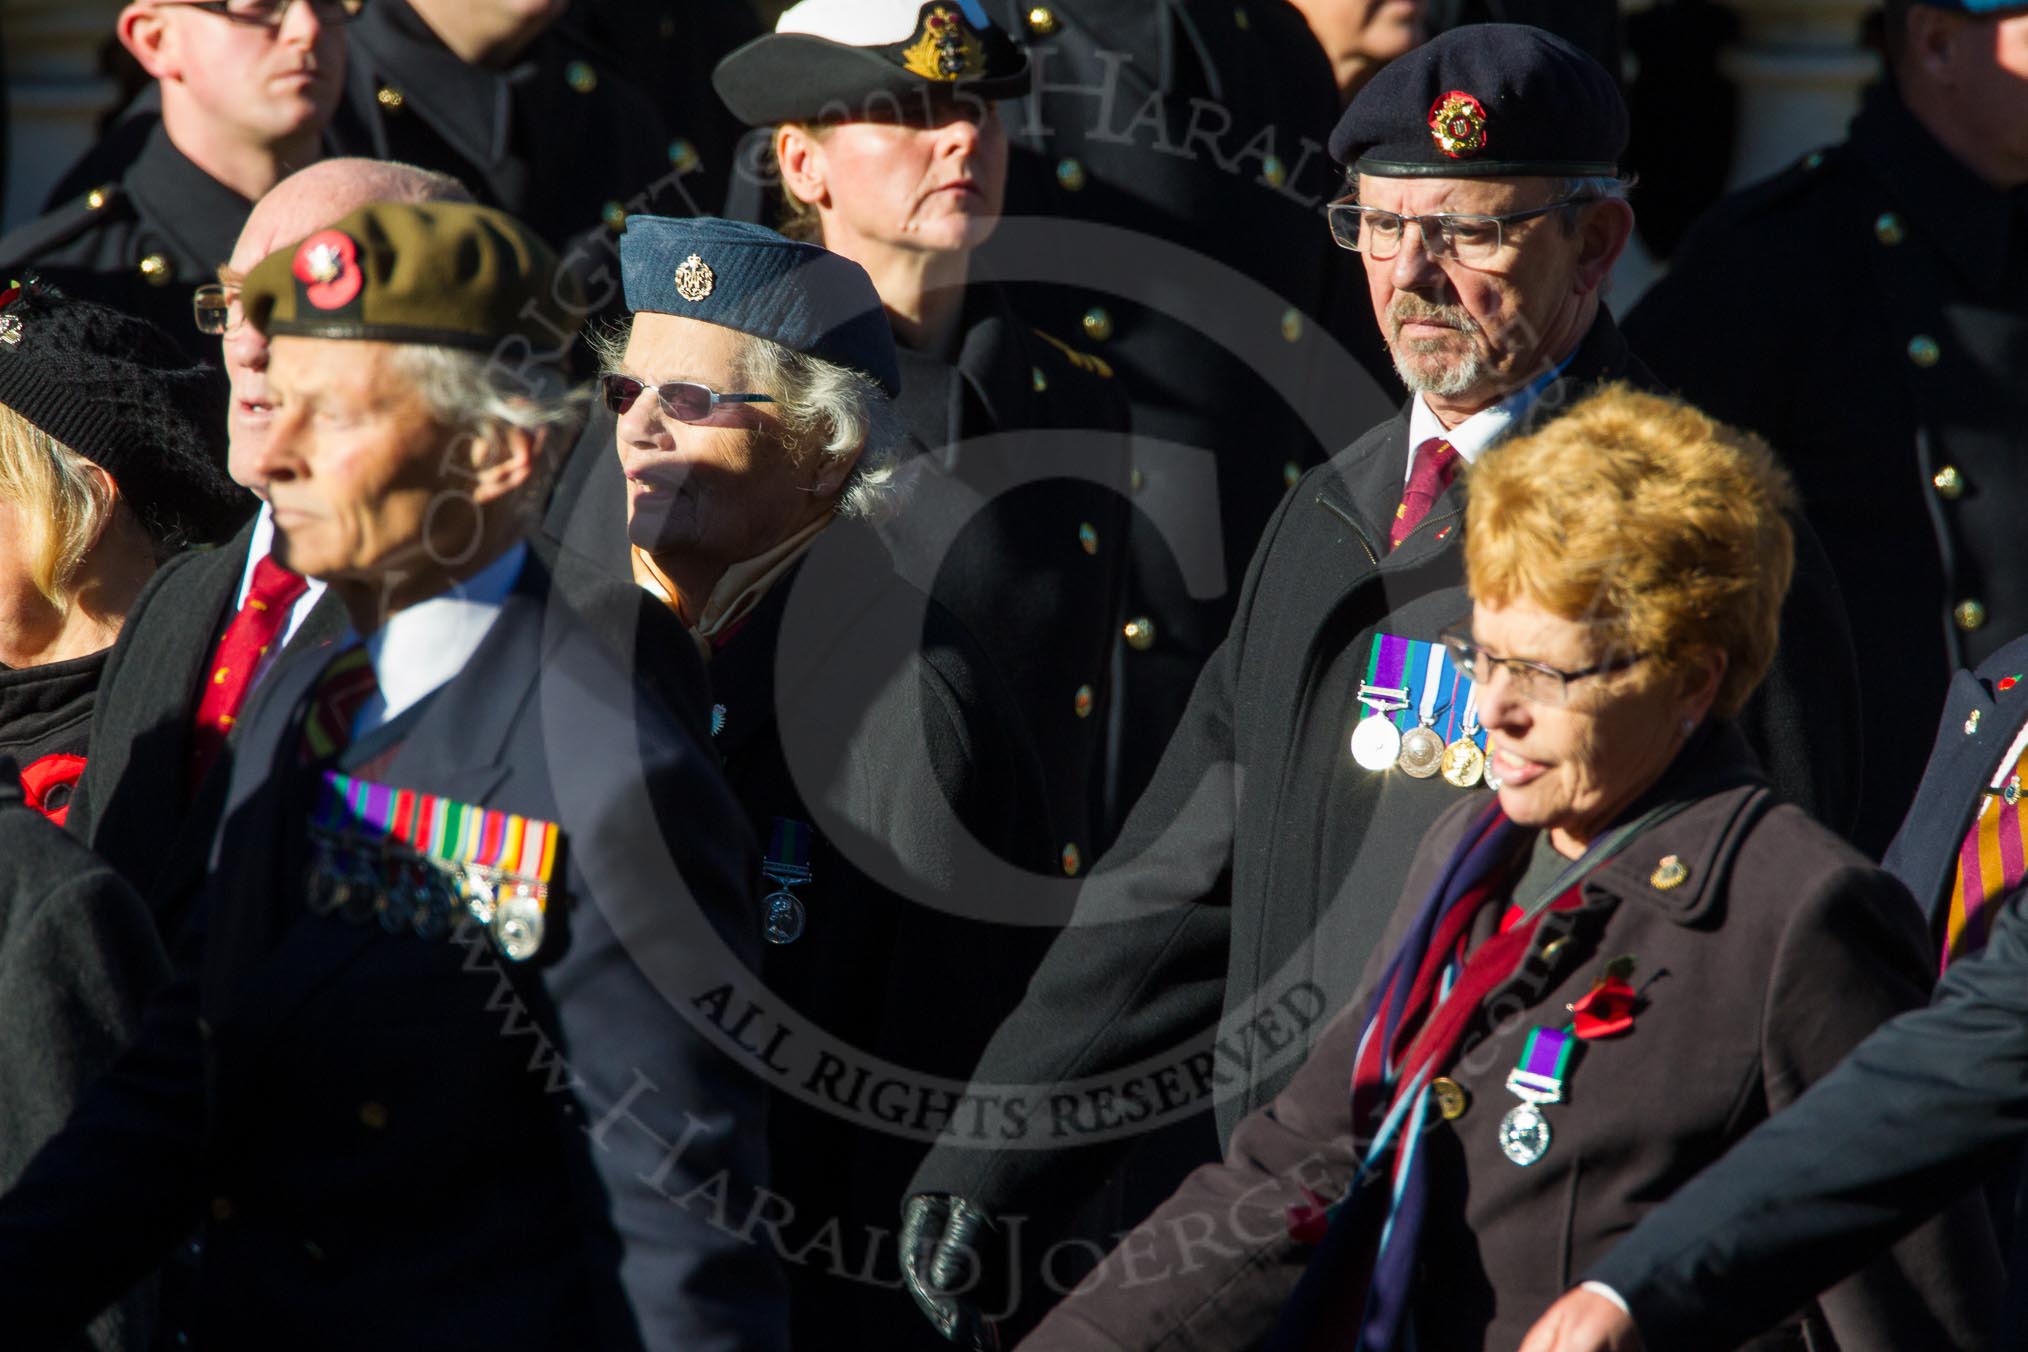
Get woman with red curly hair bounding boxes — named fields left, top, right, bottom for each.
left=1012, top=385, right=2001, bottom=1352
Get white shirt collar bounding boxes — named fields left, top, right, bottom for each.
left=1402, top=354, right=1577, bottom=482
left=236, top=503, right=329, bottom=696
left=348, top=542, right=528, bottom=734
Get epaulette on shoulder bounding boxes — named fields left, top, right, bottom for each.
left=1031, top=327, right=1114, bottom=380
left=0, top=183, right=131, bottom=266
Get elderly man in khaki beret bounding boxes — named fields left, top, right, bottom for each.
left=0, top=201, right=784, bottom=1352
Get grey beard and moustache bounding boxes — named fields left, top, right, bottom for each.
left=1388, top=295, right=1484, bottom=396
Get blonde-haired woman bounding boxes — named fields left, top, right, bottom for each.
left=1010, top=385, right=2000, bottom=1352
left=0, top=281, right=241, bottom=821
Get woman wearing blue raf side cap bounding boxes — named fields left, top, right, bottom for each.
left=716, top=0, right=1137, bottom=873
left=608, top=212, right=1056, bottom=1352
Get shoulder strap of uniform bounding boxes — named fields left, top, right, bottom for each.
left=0, top=183, right=133, bottom=267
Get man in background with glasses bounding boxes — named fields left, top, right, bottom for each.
left=0, top=0, right=354, bottom=365
left=903, top=25, right=1862, bottom=1346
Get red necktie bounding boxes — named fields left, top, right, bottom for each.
left=1390, top=436, right=1462, bottom=550
left=188, top=555, right=309, bottom=790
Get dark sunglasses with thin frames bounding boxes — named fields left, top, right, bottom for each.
left=153, top=0, right=365, bottom=26
left=600, top=374, right=777, bottom=424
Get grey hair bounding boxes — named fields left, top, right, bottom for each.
left=387, top=345, right=588, bottom=508
left=591, top=318, right=905, bottom=522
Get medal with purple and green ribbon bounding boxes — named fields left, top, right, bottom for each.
left=1499, top=1025, right=1573, bottom=1166
left=762, top=816, right=813, bottom=946
left=1352, top=634, right=1413, bottom=770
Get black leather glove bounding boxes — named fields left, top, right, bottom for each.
left=900, top=1192, right=1006, bottom=1349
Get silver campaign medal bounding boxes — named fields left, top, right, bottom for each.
left=1498, top=1102, right=1552, bottom=1166
left=1351, top=681, right=1409, bottom=771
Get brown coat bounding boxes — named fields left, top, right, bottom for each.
left=1017, top=732, right=2001, bottom=1351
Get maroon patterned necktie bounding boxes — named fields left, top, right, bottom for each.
left=1391, top=437, right=1462, bottom=550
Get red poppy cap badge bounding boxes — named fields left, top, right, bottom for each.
left=1429, top=90, right=1489, bottom=159
left=293, top=229, right=363, bottom=311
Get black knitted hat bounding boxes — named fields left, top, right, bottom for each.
left=0, top=278, right=243, bottom=546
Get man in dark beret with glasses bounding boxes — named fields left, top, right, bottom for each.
left=0, top=0, right=349, bottom=364
left=902, top=23, right=1862, bottom=1345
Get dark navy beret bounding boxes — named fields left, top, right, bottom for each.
left=1329, top=24, right=1627, bottom=179
left=620, top=216, right=901, bottom=399
left=714, top=0, right=1030, bottom=128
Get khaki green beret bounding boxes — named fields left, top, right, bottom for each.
left=243, top=201, right=580, bottom=355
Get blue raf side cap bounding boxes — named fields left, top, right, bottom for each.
left=619, top=215, right=901, bottom=398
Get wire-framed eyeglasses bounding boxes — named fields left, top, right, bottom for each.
left=152, top=0, right=365, bottom=27
left=1327, top=197, right=1596, bottom=262
left=600, top=374, right=776, bottom=424
left=1438, top=627, right=1643, bottom=707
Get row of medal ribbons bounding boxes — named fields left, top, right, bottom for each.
left=1351, top=633, right=1491, bottom=788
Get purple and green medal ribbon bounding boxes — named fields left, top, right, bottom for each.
left=765, top=816, right=812, bottom=881
left=1363, top=633, right=1412, bottom=730
left=1510, top=1025, right=1574, bottom=1100
left=314, top=770, right=559, bottom=885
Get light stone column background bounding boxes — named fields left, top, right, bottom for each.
left=1609, top=0, right=1878, bottom=312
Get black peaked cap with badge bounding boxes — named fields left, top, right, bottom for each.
left=1330, top=21, right=1628, bottom=176
left=713, top=0, right=1030, bottom=126
left=620, top=215, right=902, bottom=398
left=0, top=278, right=242, bottom=546
left=242, top=200, right=580, bottom=357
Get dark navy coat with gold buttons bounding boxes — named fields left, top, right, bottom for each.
left=0, top=553, right=784, bottom=1352
left=1625, top=82, right=2028, bottom=857
left=0, top=121, right=248, bottom=365
left=881, top=283, right=1134, bottom=859
left=327, top=0, right=678, bottom=250
left=979, top=0, right=1403, bottom=818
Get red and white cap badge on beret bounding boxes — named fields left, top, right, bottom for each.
left=293, top=230, right=363, bottom=310
left=1428, top=90, right=1489, bottom=159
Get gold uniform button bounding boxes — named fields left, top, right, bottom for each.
left=1026, top=5, right=1059, bottom=34
left=1280, top=307, right=1303, bottom=343
left=1956, top=599, right=1988, bottom=632
left=1078, top=522, right=1098, bottom=554
left=1124, top=616, right=1156, bottom=651
left=1074, top=684, right=1095, bottom=718
left=358, top=1101, right=389, bottom=1130
left=601, top=200, right=627, bottom=232
left=1874, top=212, right=1904, bottom=246
left=1541, top=935, right=1571, bottom=963
left=375, top=84, right=405, bottom=112
left=1430, top=1077, right=1468, bottom=1120
left=85, top=184, right=111, bottom=210
left=1061, top=843, right=1082, bottom=876
left=565, top=60, right=598, bottom=94
left=668, top=138, right=700, bottom=172
left=1031, top=366, right=1048, bottom=393
left=138, top=253, right=173, bottom=286
left=1908, top=335, right=1941, bottom=368
left=1081, top=306, right=1113, bottom=342
left=1933, top=465, right=1965, bottom=500
left=1056, top=157, right=1088, bottom=192
left=1283, top=460, right=1301, bottom=489
left=1261, top=154, right=1286, bottom=188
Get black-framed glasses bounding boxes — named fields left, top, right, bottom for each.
left=1327, top=197, right=1596, bottom=262
left=1438, top=627, right=1643, bottom=707
left=154, top=0, right=365, bottom=28
left=193, top=283, right=242, bottom=336
left=600, top=374, right=776, bottom=423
